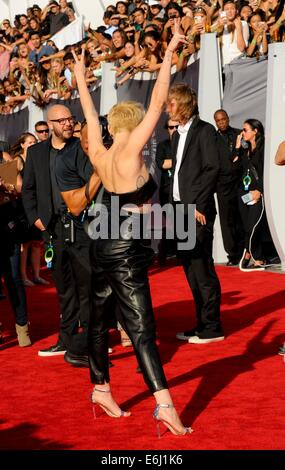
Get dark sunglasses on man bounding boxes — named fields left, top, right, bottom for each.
left=36, top=129, right=49, bottom=134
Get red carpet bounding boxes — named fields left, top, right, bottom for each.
left=1, top=263, right=285, bottom=450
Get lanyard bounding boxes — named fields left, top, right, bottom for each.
left=243, top=169, right=252, bottom=191
left=44, top=236, right=54, bottom=269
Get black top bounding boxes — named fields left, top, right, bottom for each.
left=234, top=144, right=264, bottom=193
left=55, top=140, right=93, bottom=227
left=55, top=144, right=93, bottom=192
left=103, top=174, right=157, bottom=209
left=100, top=174, right=157, bottom=240
left=216, top=126, right=241, bottom=186
left=48, top=12, right=69, bottom=36
left=217, top=126, right=239, bottom=152
left=50, top=147, right=66, bottom=215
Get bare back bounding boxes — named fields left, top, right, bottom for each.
left=94, top=133, right=150, bottom=195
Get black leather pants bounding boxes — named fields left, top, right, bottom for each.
left=88, top=237, right=168, bottom=394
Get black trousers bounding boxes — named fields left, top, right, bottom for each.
left=157, top=188, right=176, bottom=261
left=88, top=237, right=168, bottom=394
left=46, top=218, right=91, bottom=355
left=217, top=182, right=244, bottom=261
left=178, top=218, right=223, bottom=338
left=238, top=193, right=264, bottom=260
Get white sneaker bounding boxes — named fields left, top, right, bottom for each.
left=188, top=335, right=225, bottom=344
left=108, top=348, right=113, bottom=354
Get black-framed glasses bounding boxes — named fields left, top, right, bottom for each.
left=49, top=116, right=75, bottom=125
left=242, top=128, right=249, bottom=132
left=36, top=129, right=49, bottom=134
left=167, top=125, right=178, bottom=130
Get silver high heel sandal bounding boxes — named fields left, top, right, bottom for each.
left=153, top=404, right=193, bottom=437
left=91, top=388, right=131, bottom=419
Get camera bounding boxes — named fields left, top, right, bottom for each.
left=169, top=14, right=177, bottom=19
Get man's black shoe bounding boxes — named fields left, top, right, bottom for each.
left=64, top=352, right=89, bottom=367
left=38, top=342, right=66, bottom=357
left=226, top=259, right=239, bottom=266
left=176, top=328, right=199, bottom=341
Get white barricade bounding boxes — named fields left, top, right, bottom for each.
left=50, top=16, right=84, bottom=50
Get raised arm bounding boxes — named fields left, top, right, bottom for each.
left=127, top=19, right=186, bottom=154
left=72, top=48, right=105, bottom=168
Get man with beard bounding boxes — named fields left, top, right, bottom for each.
left=22, top=105, right=96, bottom=365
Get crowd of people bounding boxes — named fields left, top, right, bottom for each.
left=1, top=0, right=285, bottom=113
left=0, top=1, right=285, bottom=437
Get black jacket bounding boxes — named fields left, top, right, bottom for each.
left=216, top=126, right=241, bottom=186
left=22, top=137, right=80, bottom=229
left=170, top=116, right=220, bottom=217
left=22, top=138, right=54, bottom=229
left=235, top=144, right=264, bottom=193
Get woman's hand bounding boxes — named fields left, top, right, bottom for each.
left=234, top=17, right=243, bottom=30
left=167, top=18, right=187, bottom=52
left=190, top=23, right=203, bottom=35
left=250, top=189, right=261, bottom=203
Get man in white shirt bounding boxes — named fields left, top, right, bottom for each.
left=219, top=0, right=249, bottom=66
left=167, top=83, right=224, bottom=344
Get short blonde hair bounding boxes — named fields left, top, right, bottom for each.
left=107, top=101, right=145, bottom=134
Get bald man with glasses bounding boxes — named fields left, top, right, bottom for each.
left=22, top=104, right=93, bottom=365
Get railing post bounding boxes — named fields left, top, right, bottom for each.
left=199, top=33, right=227, bottom=264
left=100, top=62, right=118, bottom=116
left=264, top=43, right=285, bottom=270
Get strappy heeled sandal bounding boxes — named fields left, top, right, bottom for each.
left=153, top=404, right=193, bottom=437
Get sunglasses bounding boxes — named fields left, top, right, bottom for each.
left=37, top=129, right=49, bottom=133
left=242, top=128, right=249, bottom=132
left=167, top=125, right=178, bottom=130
